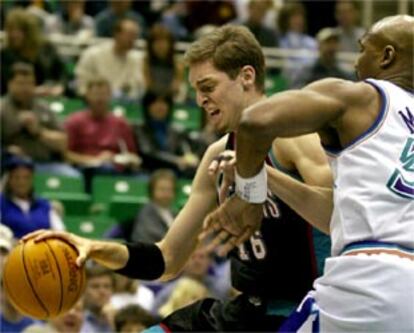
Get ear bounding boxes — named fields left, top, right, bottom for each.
left=380, top=45, right=396, bottom=68
left=240, top=65, right=256, bottom=90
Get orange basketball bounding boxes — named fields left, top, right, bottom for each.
left=3, top=238, right=86, bottom=320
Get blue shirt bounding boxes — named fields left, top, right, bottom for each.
left=0, top=313, right=36, bottom=333
left=0, top=194, right=52, bottom=238
left=80, top=311, right=112, bottom=333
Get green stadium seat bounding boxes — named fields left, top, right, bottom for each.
left=92, top=176, right=149, bottom=204
left=109, top=196, right=148, bottom=221
left=174, top=178, right=193, bottom=210
left=112, top=101, right=144, bottom=124
left=47, top=97, right=85, bottom=121
left=64, top=214, right=116, bottom=239
left=34, top=174, right=91, bottom=215
left=172, top=105, right=202, bottom=131
left=265, top=74, right=288, bottom=95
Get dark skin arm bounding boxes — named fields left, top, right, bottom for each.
left=203, top=78, right=381, bottom=253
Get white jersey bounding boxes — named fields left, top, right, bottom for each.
left=326, top=78, right=414, bottom=256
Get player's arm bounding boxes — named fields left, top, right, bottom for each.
left=22, top=137, right=227, bottom=281
left=268, top=135, right=333, bottom=234
left=236, top=78, right=348, bottom=178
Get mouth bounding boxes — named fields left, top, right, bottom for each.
left=207, top=109, right=221, bottom=122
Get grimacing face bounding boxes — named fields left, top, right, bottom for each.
left=189, top=61, right=246, bottom=134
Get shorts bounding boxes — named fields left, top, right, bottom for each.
left=145, top=294, right=286, bottom=332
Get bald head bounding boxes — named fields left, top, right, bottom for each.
left=370, top=15, right=414, bottom=57
left=355, top=15, right=413, bottom=90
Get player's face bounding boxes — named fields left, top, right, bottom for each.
left=354, top=34, right=380, bottom=80
left=189, top=61, right=246, bottom=134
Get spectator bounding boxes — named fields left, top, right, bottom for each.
left=158, top=277, right=210, bottom=318
left=131, top=169, right=176, bottom=244
left=134, top=91, right=199, bottom=176
left=292, top=27, right=354, bottom=88
left=0, top=63, right=79, bottom=177
left=111, top=274, right=155, bottom=312
left=0, top=225, right=39, bottom=333
left=45, top=0, right=94, bottom=39
left=0, top=157, right=65, bottom=239
left=277, top=2, right=318, bottom=87
left=81, top=265, right=115, bottom=333
left=95, top=0, right=145, bottom=38
left=241, top=0, right=278, bottom=47
left=334, top=0, right=365, bottom=52
left=143, top=24, right=185, bottom=99
left=64, top=78, right=141, bottom=191
left=1, top=8, right=66, bottom=96
left=75, top=18, right=145, bottom=100
left=114, top=304, right=158, bottom=333
left=23, top=298, right=85, bottom=333
left=160, top=1, right=190, bottom=41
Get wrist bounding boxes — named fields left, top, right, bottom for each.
left=235, top=164, right=268, bottom=203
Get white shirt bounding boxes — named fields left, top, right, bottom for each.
left=75, top=42, right=145, bottom=99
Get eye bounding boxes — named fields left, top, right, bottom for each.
left=200, top=85, right=214, bottom=93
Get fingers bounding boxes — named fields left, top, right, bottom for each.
left=76, top=248, right=88, bottom=268
left=204, top=230, right=231, bottom=254
left=208, top=158, right=220, bottom=177
left=21, top=229, right=49, bottom=242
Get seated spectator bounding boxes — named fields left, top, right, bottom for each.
left=143, top=24, right=185, bottom=99
left=81, top=265, right=115, bottom=333
left=333, top=0, right=365, bottom=53
left=64, top=78, right=141, bottom=191
left=1, top=8, right=66, bottom=96
left=23, top=298, right=85, bottom=333
left=75, top=18, right=145, bottom=100
left=0, top=63, right=78, bottom=177
left=45, top=0, right=94, bottom=39
left=158, top=277, right=210, bottom=318
left=131, top=169, right=176, bottom=244
left=240, top=0, right=278, bottom=47
left=114, top=304, right=158, bottom=333
left=277, top=2, right=318, bottom=87
left=95, top=0, right=146, bottom=38
left=292, top=27, right=354, bottom=88
left=0, top=225, right=39, bottom=333
left=152, top=248, right=230, bottom=314
left=0, top=157, right=65, bottom=238
left=135, top=92, right=199, bottom=176
left=111, top=274, right=155, bottom=312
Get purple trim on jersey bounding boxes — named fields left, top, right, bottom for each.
left=323, top=79, right=389, bottom=155
left=278, top=293, right=319, bottom=332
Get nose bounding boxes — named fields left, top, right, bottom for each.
left=196, top=92, right=208, bottom=108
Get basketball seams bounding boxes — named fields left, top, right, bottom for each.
left=67, top=242, right=86, bottom=307
left=22, top=241, right=50, bottom=318
left=44, top=240, right=64, bottom=316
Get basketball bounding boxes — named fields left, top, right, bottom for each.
left=2, top=238, right=86, bottom=320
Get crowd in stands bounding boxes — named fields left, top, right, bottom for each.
left=1, top=0, right=369, bottom=332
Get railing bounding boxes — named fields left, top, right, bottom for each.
left=0, top=30, right=358, bottom=72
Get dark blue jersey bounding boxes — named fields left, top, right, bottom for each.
left=222, top=133, right=317, bottom=302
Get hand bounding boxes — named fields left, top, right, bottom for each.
left=97, top=151, right=115, bottom=163
left=200, top=195, right=263, bottom=256
left=21, top=229, right=93, bottom=267
left=208, top=150, right=235, bottom=204
left=18, top=112, right=41, bottom=136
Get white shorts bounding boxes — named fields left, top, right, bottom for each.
left=279, top=254, right=414, bottom=332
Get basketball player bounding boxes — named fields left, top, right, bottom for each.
left=24, top=25, right=332, bottom=331
left=206, top=15, right=414, bottom=331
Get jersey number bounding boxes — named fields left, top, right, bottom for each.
left=238, top=231, right=267, bottom=260
left=387, top=137, right=414, bottom=199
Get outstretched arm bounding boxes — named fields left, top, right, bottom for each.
left=236, top=80, right=346, bottom=178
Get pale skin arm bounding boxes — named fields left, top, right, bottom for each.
left=22, top=137, right=227, bottom=281
left=38, top=128, right=67, bottom=153
left=267, top=135, right=333, bottom=234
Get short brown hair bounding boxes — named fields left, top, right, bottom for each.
left=8, top=62, right=35, bottom=82
left=148, top=169, right=176, bottom=199
left=86, top=77, right=111, bottom=91
left=184, top=25, right=265, bottom=93
left=114, top=304, right=157, bottom=331
left=86, top=264, right=115, bottom=286
left=277, top=2, right=307, bottom=35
